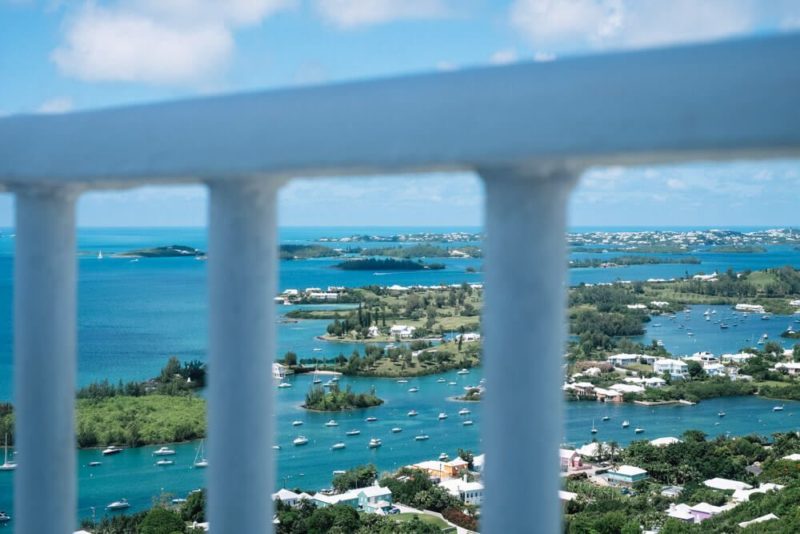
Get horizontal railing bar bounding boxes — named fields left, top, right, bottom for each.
left=0, top=33, right=799, bottom=186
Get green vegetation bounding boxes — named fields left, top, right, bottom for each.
left=459, top=388, right=482, bottom=402
left=303, top=384, right=384, bottom=411
left=117, top=245, right=204, bottom=258
left=781, top=329, right=800, bottom=339
left=280, top=244, right=341, bottom=259
left=275, top=500, right=442, bottom=533
left=569, top=256, right=700, bottom=268
left=77, top=357, right=206, bottom=399
left=76, top=394, right=206, bottom=447
left=707, top=245, right=767, bottom=253
left=332, top=464, right=378, bottom=493
left=335, top=258, right=445, bottom=271
left=363, top=244, right=482, bottom=259
left=627, top=377, right=757, bottom=404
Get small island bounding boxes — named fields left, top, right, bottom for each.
left=116, top=244, right=205, bottom=258
left=569, top=255, right=700, bottom=269
left=303, top=384, right=383, bottom=411
left=334, top=258, right=445, bottom=271
left=280, top=244, right=341, bottom=260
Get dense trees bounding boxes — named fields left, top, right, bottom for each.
left=332, top=464, right=378, bottom=493
left=303, top=384, right=383, bottom=411
left=274, top=500, right=440, bottom=534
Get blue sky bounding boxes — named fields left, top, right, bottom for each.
left=1, top=0, right=799, bottom=228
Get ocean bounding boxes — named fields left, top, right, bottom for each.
left=0, top=226, right=798, bottom=525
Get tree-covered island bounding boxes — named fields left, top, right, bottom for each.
left=334, top=258, right=445, bottom=271
left=115, top=245, right=205, bottom=258
left=303, top=384, right=383, bottom=411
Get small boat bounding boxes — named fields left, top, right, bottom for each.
left=591, top=419, right=598, bottom=434
left=331, top=442, right=346, bottom=450
left=458, top=408, right=471, bottom=416
left=293, top=436, right=309, bottom=446
left=773, top=405, right=785, bottom=412
left=292, top=420, right=304, bottom=427
left=272, top=445, right=281, bottom=450
left=278, top=382, right=292, bottom=388
left=153, top=446, right=176, bottom=456
left=437, top=378, right=446, bottom=383
left=602, top=416, right=610, bottom=421
left=408, top=387, right=419, bottom=393
left=391, top=427, right=402, bottom=433
left=345, top=429, right=361, bottom=436
left=463, top=420, right=474, bottom=426
left=365, top=416, right=378, bottom=422
left=312, top=348, right=322, bottom=352
left=155, top=459, right=174, bottom=466
left=438, top=453, right=449, bottom=461
left=622, top=420, right=630, bottom=428
left=448, top=381, right=457, bottom=386
left=438, top=412, right=448, bottom=420
left=88, top=461, right=102, bottom=467
left=106, top=499, right=130, bottom=511
left=0, top=511, right=10, bottom=523
left=457, top=368, right=470, bottom=375
left=415, top=434, right=430, bottom=441
left=634, top=428, right=645, bottom=434
left=368, top=438, right=382, bottom=449
left=718, top=411, right=726, bottom=417
left=325, top=420, right=339, bottom=427
left=397, top=379, right=408, bottom=384
left=408, top=410, right=418, bottom=417
left=102, top=445, right=123, bottom=456
left=193, top=440, right=208, bottom=468
left=97, top=251, right=104, bottom=260
left=0, top=434, right=16, bottom=471
left=312, top=375, right=322, bottom=385
left=332, top=470, right=346, bottom=475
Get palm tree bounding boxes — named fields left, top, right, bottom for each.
left=608, top=441, right=619, bottom=466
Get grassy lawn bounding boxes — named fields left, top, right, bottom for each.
left=394, top=513, right=453, bottom=531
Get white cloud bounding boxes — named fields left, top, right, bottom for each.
left=52, top=1, right=293, bottom=86
left=36, top=96, right=74, bottom=114
left=313, top=0, right=449, bottom=29
left=509, top=0, right=764, bottom=52
left=666, top=178, right=687, bottom=190
left=490, top=48, right=518, bottom=65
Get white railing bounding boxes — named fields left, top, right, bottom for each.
left=1, top=33, right=799, bottom=533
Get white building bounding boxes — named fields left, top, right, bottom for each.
left=703, top=362, right=727, bottom=377
left=703, top=478, right=752, bottom=491
left=439, top=477, right=484, bottom=505
left=606, top=354, right=641, bottom=368
left=732, top=483, right=784, bottom=503
left=456, top=332, right=481, bottom=342
left=735, top=303, right=765, bottom=313
left=653, top=359, right=689, bottom=379
left=272, top=362, right=287, bottom=379
left=389, top=325, right=416, bottom=338
left=774, top=362, right=800, bottom=376
left=721, top=352, right=754, bottom=364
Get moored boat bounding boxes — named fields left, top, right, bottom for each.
left=293, top=436, right=309, bottom=446
left=106, top=499, right=130, bottom=511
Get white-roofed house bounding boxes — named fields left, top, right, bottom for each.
left=721, top=352, right=754, bottom=365
left=703, top=477, right=752, bottom=491
left=357, top=485, right=394, bottom=513
left=272, top=488, right=300, bottom=506
left=653, top=358, right=689, bottom=379
left=689, top=502, right=725, bottom=523
left=609, top=383, right=645, bottom=395
left=732, top=483, right=784, bottom=503
left=738, top=513, right=780, bottom=528
left=560, top=448, right=583, bottom=472
left=703, top=362, right=727, bottom=377
left=605, top=465, right=649, bottom=486
left=606, top=354, right=641, bottom=368
left=439, top=477, right=484, bottom=505
left=649, top=437, right=682, bottom=447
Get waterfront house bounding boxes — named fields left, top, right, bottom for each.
left=609, top=383, right=645, bottom=395
left=653, top=358, right=689, bottom=379
left=439, top=477, right=484, bottom=505
left=564, top=382, right=596, bottom=399
left=594, top=387, right=623, bottom=403
left=703, top=478, right=752, bottom=491
left=605, top=465, right=649, bottom=486
left=606, top=354, right=641, bottom=368
left=389, top=324, right=416, bottom=338
left=272, top=363, right=287, bottom=379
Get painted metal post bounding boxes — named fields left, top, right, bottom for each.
left=479, top=166, right=578, bottom=534
left=208, top=179, right=281, bottom=532
left=14, top=186, right=78, bottom=532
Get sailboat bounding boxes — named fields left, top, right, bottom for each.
left=97, top=250, right=104, bottom=260
left=0, top=434, right=16, bottom=471
left=312, top=371, right=322, bottom=385
left=590, top=419, right=598, bottom=434
left=193, top=440, right=208, bottom=468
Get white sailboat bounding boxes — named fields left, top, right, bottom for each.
left=193, top=440, right=208, bottom=468
left=590, top=419, right=598, bottom=434
left=97, top=250, right=104, bottom=260
left=0, top=434, right=16, bottom=471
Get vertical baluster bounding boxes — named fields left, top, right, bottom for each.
left=479, top=167, right=578, bottom=533
left=14, top=186, right=78, bottom=532
left=208, top=179, right=281, bottom=532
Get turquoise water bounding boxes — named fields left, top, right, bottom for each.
left=0, top=227, right=798, bottom=528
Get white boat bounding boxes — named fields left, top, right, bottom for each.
left=272, top=445, right=281, bottom=450
left=407, top=410, right=418, bottom=417
left=97, top=250, right=104, bottom=260
left=437, top=378, right=446, bottom=383
left=345, top=429, right=361, bottom=436
left=457, top=368, right=470, bottom=375
left=292, top=420, right=304, bottom=426
left=448, top=381, right=457, bottom=386
left=590, top=419, right=598, bottom=434
left=408, top=387, right=419, bottom=393
left=391, top=427, right=402, bottom=433
left=415, top=434, right=430, bottom=441
left=102, top=445, right=123, bottom=456
left=0, top=434, right=16, bottom=471
left=397, top=379, right=408, bottom=384
left=365, top=416, right=378, bottom=422
left=458, top=408, right=471, bottom=416
left=463, top=420, right=474, bottom=426
left=621, top=420, right=630, bottom=428
left=312, top=372, right=322, bottom=384
left=438, top=452, right=449, bottom=461
left=325, top=420, right=339, bottom=427
left=153, top=446, right=176, bottom=456
left=602, top=416, right=610, bottom=421
left=634, top=428, right=645, bottom=434
left=193, top=440, right=208, bottom=468
left=106, top=499, right=130, bottom=511
left=293, top=436, right=309, bottom=446
left=278, top=382, right=292, bottom=388
left=438, top=412, right=448, bottom=420
left=368, top=438, right=382, bottom=449
left=718, top=411, right=726, bottom=418
left=155, top=459, right=174, bottom=466
left=88, top=461, right=102, bottom=467
left=331, top=442, right=346, bottom=450
left=773, top=405, right=785, bottom=412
